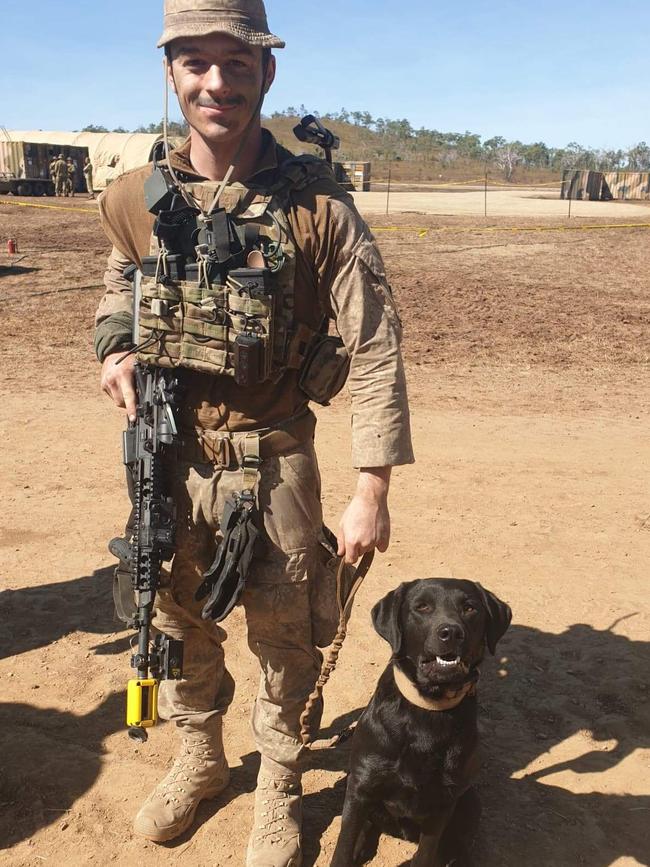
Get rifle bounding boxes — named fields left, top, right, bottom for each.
left=109, top=277, right=184, bottom=743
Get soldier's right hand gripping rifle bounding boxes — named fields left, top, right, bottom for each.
left=109, top=271, right=184, bottom=743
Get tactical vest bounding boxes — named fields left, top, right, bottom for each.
left=135, top=155, right=348, bottom=399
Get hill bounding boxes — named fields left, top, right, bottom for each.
left=89, top=112, right=650, bottom=185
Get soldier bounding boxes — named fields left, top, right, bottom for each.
left=66, top=158, right=76, bottom=197
left=95, top=2, right=413, bottom=865
left=83, top=156, right=94, bottom=198
left=52, top=153, right=67, bottom=197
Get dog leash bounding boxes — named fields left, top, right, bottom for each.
left=299, top=550, right=374, bottom=748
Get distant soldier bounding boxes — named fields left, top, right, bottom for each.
left=66, top=158, right=77, bottom=197
left=49, top=156, right=58, bottom=180
left=52, top=154, right=68, bottom=197
left=83, top=156, right=94, bottom=198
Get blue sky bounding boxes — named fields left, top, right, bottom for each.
left=2, top=0, right=648, bottom=150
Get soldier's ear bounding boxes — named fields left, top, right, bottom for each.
left=372, top=583, right=409, bottom=655
left=164, top=53, right=178, bottom=94
left=263, top=53, right=276, bottom=93
left=475, top=583, right=512, bottom=655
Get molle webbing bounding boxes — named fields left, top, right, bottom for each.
left=136, top=156, right=334, bottom=381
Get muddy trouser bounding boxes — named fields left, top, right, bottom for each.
left=154, top=434, right=339, bottom=776
left=55, top=176, right=66, bottom=196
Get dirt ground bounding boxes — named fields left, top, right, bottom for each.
left=355, top=187, right=650, bottom=218
left=0, top=192, right=648, bottom=867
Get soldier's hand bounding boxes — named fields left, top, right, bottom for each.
left=337, top=468, right=391, bottom=564
left=101, top=351, right=137, bottom=421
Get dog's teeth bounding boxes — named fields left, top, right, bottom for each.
left=436, top=656, right=461, bottom=667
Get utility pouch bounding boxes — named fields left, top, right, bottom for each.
left=299, top=334, right=350, bottom=406
left=228, top=267, right=275, bottom=383
left=234, top=333, right=263, bottom=387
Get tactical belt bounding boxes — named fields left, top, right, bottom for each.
left=186, top=409, right=317, bottom=623
left=180, top=409, right=317, bottom=468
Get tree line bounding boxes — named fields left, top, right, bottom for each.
left=268, top=107, right=650, bottom=176
left=82, top=111, right=650, bottom=178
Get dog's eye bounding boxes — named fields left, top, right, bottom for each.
left=463, top=602, right=477, bottom=614
left=415, top=602, right=431, bottom=613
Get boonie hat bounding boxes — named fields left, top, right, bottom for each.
left=158, top=0, right=285, bottom=49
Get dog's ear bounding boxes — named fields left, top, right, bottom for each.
left=371, top=583, right=409, bottom=654
left=475, top=584, right=512, bottom=655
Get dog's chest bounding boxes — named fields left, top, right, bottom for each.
left=383, top=739, right=473, bottom=818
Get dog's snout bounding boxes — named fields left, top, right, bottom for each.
left=437, top=622, right=465, bottom=643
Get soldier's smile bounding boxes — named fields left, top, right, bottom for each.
left=168, top=33, right=272, bottom=143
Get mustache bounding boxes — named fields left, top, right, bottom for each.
left=197, top=96, right=243, bottom=109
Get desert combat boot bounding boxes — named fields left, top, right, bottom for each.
left=246, top=769, right=303, bottom=867
left=133, top=730, right=230, bottom=843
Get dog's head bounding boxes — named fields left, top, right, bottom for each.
left=372, top=578, right=512, bottom=697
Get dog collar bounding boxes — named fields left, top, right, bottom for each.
left=392, top=665, right=475, bottom=712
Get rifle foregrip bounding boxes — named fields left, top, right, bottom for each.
left=109, top=536, right=133, bottom=565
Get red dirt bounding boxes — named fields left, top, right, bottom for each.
left=0, top=194, right=648, bottom=867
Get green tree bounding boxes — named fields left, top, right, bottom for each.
left=626, top=142, right=650, bottom=171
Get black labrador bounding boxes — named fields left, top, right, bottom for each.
left=331, top=578, right=512, bottom=867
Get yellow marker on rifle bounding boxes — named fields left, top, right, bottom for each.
left=127, top=678, right=160, bottom=730
left=107, top=305, right=184, bottom=744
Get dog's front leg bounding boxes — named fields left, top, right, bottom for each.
left=410, top=806, right=455, bottom=867
left=331, top=781, right=374, bottom=867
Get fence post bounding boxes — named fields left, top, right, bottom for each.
left=484, top=167, right=488, bottom=218
left=386, top=164, right=391, bottom=216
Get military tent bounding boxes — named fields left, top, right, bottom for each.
left=1, top=131, right=181, bottom=190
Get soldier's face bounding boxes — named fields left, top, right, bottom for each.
left=168, top=34, right=275, bottom=146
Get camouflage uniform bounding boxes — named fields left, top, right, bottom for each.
left=95, top=1, right=413, bottom=864
left=97, top=131, right=412, bottom=860
left=83, top=158, right=94, bottom=198
left=52, top=156, right=67, bottom=197
left=66, top=160, right=76, bottom=197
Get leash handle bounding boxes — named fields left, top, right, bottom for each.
left=299, top=550, right=374, bottom=748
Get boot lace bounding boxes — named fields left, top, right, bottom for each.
left=157, top=739, right=212, bottom=806
left=255, top=781, right=300, bottom=845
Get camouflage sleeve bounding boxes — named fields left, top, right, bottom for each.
left=94, top=246, right=135, bottom=362
left=94, top=168, right=153, bottom=362
left=303, top=191, right=414, bottom=468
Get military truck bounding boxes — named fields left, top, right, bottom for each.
left=0, top=140, right=89, bottom=196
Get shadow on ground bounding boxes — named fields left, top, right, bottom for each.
left=1, top=609, right=647, bottom=865
left=0, top=566, right=129, bottom=660
left=302, top=617, right=650, bottom=867
left=0, top=692, right=123, bottom=850
left=0, top=264, right=40, bottom=278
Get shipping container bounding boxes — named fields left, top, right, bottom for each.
left=335, top=161, right=371, bottom=192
